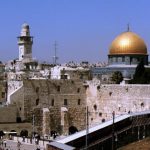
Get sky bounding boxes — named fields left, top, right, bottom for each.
left=1, top=0, right=150, bottom=63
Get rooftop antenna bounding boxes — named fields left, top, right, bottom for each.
left=53, top=41, right=59, bottom=65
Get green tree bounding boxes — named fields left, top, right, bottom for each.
left=130, top=60, right=147, bottom=84
left=111, top=71, right=123, bottom=84
left=134, top=60, right=145, bottom=80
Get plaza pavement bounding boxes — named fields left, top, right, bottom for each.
left=0, top=139, right=45, bottom=150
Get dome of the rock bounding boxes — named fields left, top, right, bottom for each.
left=109, top=31, right=147, bottom=55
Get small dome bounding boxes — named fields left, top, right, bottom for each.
left=22, top=23, right=29, bottom=29
left=20, top=23, right=30, bottom=36
left=109, top=31, right=147, bottom=55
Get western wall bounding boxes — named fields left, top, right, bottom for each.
left=8, top=79, right=87, bottom=135
left=6, top=78, right=150, bottom=136
left=0, top=105, right=17, bottom=123
left=86, top=80, right=150, bottom=126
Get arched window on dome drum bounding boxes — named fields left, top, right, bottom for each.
left=122, top=57, right=125, bottom=62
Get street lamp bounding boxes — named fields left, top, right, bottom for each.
left=33, top=114, right=35, bottom=139
left=112, top=111, right=115, bottom=150
left=85, top=106, right=89, bottom=150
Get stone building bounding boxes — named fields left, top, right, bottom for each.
left=92, top=28, right=149, bottom=80
left=0, top=62, right=7, bottom=105
left=6, top=78, right=150, bottom=137
left=8, top=79, right=87, bottom=135
left=51, top=66, right=91, bottom=80
left=5, top=23, right=42, bottom=73
left=18, top=23, right=33, bottom=62
left=108, top=29, right=148, bottom=65
left=86, top=80, right=150, bottom=126
left=1, top=23, right=92, bottom=136
left=0, top=81, right=7, bottom=104
left=2, top=24, right=150, bottom=139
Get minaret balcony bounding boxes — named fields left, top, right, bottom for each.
left=17, top=36, right=33, bottom=42
left=17, top=38, right=33, bottom=44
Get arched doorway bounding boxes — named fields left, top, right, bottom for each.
left=50, top=130, right=58, bottom=139
left=0, top=130, right=5, bottom=138
left=69, top=126, right=78, bottom=135
left=20, top=129, right=28, bottom=137
left=9, top=130, right=17, bottom=136
left=16, top=117, right=22, bottom=123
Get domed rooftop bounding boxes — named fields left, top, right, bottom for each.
left=20, top=23, right=30, bottom=36
left=109, top=31, right=147, bottom=55
left=22, top=23, right=29, bottom=29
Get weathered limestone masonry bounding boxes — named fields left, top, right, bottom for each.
left=86, top=81, right=150, bottom=126
left=0, top=105, right=17, bottom=123
left=0, top=123, right=32, bottom=134
left=0, top=80, right=7, bottom=103
left=60, top=69, right=91, bottom=80
left=7, top=78, right=150, bottom=136
left=22, top=79, right=86, bottom=135
left=43, top=108, right=50, bottom=136
left=8, top=81, right=24, bottom=120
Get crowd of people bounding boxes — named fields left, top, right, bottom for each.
left=0, top=139, right=41, bottom=150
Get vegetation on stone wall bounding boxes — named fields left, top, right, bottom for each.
left=111, top=71, right=123, bottom=84
left=130, top=61, right=150, bottom=84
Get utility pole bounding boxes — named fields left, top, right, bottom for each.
left=85, top=106, right=89, bottom=150
left=33, top=114, right=35, bottom=139
left=112, top=111, right=115, bottom=150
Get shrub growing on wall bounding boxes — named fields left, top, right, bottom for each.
left=111, top=71, right=123, bottom=84
left=130, top=60, right=150, bottom=84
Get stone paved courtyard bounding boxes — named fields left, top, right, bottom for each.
left=0, top=140, right=45, bottom=150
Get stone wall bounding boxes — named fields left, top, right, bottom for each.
left=5, top=77, right=150, bottom=137
left=0, top=105, right=17, bottom=123
left=43, top=108, right=50, bottom=136
left=86, top=81, right=150, bottom=126
left=0, top=123, right=32, bottom=135
left=0, top=81, right=7, bottom=103
left=22, top=79, right=87, bottom=135
left=7, top=81, right=23, bottom=95
left=9, top=86, right=24, bottom=120
left=62, top=69, right=91, bottom=80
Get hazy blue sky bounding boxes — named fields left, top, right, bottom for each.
left=1, top=0, right=150, bottom=63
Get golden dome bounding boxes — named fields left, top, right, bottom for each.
left=109, top=31, right=147, bottom=55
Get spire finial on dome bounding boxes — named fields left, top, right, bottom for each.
left=127, top=23, right=130, bottom=31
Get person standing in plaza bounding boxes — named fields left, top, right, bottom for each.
left=17, top=141, right=21, bottom=150
left=4, top=140, right=6, bottom=147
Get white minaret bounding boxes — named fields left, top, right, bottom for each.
left=17, top=23, right=33, bottom=61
